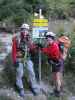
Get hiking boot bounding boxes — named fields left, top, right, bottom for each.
left=30, top=85, right=41, bottom=96
left=54, top=89, right=61, bottom=97
left=19, top=89, right=25, bottom=97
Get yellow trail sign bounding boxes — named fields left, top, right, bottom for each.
left=33, top=22, right=48, bottom=27
left=33, top=19, right=48, bottom=23
left=32, top=19, right=48, bottom=27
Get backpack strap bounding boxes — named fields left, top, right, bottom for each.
left=59, top=42, right=64, bottom=53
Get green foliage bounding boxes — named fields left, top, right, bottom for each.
left=0, top=0, right=49, bottom=25
left=46, top=0, right=75, bottom=19
left=0, top=0, right=75, bottom=25
left=63, top=32, right=75, bottom=73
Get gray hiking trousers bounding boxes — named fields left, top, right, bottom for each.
left=16, top=59, right=38, bottom=90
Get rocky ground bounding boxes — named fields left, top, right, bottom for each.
left=0, top=82, right=74, bottom=100
left=0, top=88, right=47, bottom=100
left=0, top=54, right=75, bottom=100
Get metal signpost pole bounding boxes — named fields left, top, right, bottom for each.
left=32, top=7, right=48, bottom=84
left=39, top=9, right=42, bottom=84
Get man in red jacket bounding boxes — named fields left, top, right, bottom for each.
left=12, top=24, right=40, bottom=97
left=41, top=32, right=64, bottom=96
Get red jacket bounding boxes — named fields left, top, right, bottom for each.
left=42, top=42, right=60, bottom=61
left=12, top=36, right=37, bottom=63
left=12, top=36, right=17, bottom=63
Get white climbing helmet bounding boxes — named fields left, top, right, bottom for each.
left=46, top=32, right=56, bottom=37
left=21, top=23, right=30, bottom=30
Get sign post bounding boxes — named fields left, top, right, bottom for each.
left=32, top=9, right=48, bottom=83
